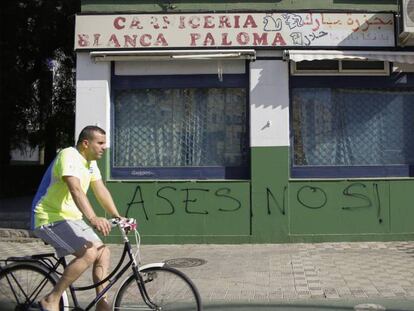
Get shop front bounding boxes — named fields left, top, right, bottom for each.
left=75, top=7, right=414, bottom=243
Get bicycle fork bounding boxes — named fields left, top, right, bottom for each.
left=130, top=265, right=161, bottom=310
left=123, top=229, right=162, bottom=310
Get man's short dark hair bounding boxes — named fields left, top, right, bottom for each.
left=76, top=126, right=106, bottom=146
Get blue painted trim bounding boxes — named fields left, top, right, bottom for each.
left=290, top=73, right=414, bottom=88
left=112, top=74, right=248, bottom=89
left=291, top=165, right=414, bottom=178
left=111, top=166, right=250, bottom=180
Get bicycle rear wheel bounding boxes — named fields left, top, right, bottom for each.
left=0, top=262, right=68, bottom=311
left=114, top=265, right=202, bottom=311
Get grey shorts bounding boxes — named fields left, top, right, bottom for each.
left=33, top=219, right=102, bottom=258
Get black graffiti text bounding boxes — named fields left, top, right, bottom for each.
left=126, top=185, right=242, bottom=220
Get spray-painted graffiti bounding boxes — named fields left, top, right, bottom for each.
left=297, top=186, right=327, bottom=209
left=263, top=14, right=282, bottom=32
left=282, top=13, right=304, bottom=30
left=342, top=182, right=382, bottom=223
left=125, top=185, right=242, bottom=220
left=266, top=186, right=287, bottom=215
left=266, top=182, right=382, bottom=223
left=124, top=182, right=383, bottom=223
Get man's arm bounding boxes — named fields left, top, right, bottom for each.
left=90, top=179, right=121, bottom=219
left=63, top=176, right=111, bottom=236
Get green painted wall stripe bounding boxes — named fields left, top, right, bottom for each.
left=93, top=145, right=414, bottom=243
left=81, top=0, right=398, bottom=13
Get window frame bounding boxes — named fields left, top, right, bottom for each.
left=289, top=70, right=414, bottom=179
left=110, top=61, right=251, bottom=180
left=290, top=60, right=390, bottom=76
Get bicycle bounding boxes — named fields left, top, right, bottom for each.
left=0, top=218, right=202, bottom=310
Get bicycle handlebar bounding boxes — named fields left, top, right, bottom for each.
left=109, top=217, right=137, bottom=232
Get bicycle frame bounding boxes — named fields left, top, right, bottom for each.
left=3, top=228, right=165, bottom=311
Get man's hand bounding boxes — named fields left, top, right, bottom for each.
left=89, top=216, right=111, bottom=236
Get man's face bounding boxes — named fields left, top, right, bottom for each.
left=85, top=132, right=107, bottom=161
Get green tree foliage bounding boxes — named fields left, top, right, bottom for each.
left=0, top=0, right=80, bottom=167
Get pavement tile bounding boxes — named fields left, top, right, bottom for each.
left=323, top=288, right=340, bottom=299
left=1, top=237, right=414, bottom=308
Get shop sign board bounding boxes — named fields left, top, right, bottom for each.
left=75, top=13, right=395, bottom=50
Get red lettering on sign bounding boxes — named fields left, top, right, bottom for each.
left=93, top=34, right=101, bottom=46
left=203, top=33, right=215, bottom=45
left=243, top=15, right=258, bottom=28
left=190, top=33, right=201, bottom=45
left=236, top=32, right=249, bottom=45
left=221, top=33, right=232, bottom=45
left=234, top=16, right=240, bottom=28
left=140, top=34, right=152, bottom=46
left=174, top=14, right=260, bottom=30
left=151, top=16, right=160, bottom=29
left=253, top=33, right=268, bottom=45
left=219, top=16, right=232, bottom=28
left=162, top=16, right=171, bottom=29
left=189, top=16, right=201, bottom=29
left=188, top=31, right=287, bottom=47
left=154, top=33, right=168, bottom=46
left=113, top=17, right=126, bottom=30
left=179, top=16, right=186, bottom=29
left=204, top=16, right=215, bottom=28
left=130, top=17, right=143, bottom=29
left=108, top=34, right=121, bottom=48
left=124, top=35, right=137, bottom=47
left=271, top=32, right=286, bottom=46
left=77, top=34, right=89, bottom=47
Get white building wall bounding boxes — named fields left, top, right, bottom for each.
left=250, top=59, right=290, bottom=147
left=75, top=52, right=111, bottom=145
left=115, top=59, right=245, bottom=75
left=75, top=53, right=290, bottom=148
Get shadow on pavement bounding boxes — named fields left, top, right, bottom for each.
left=203, top=302, right=414, bottom=311
left=204, top=303, right=352, bottom=310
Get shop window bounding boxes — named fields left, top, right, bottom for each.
left=291, top=60, right=389, bottom=75
left=111, top=73, right=249, bottom=179
left=290, top=75, right=414, bottom=178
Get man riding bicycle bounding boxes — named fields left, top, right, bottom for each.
left=31, top=125, right=122, bottom=311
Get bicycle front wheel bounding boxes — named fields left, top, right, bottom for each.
left=114, top=265, right=202, bottom=311
left=0, top=262, right=68, bottom=311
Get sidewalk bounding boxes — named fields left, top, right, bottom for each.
left=0, top=237, right=413, bottom=310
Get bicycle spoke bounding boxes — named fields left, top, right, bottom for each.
left=114, top=266, right=201, bottom=311
left=1, top=269, right=27, bottom=304
left=0, top=264, right=58, bottom=311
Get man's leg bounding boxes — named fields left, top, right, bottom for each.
left=93, top=244, right=112, bottom=311
left=40, top=242, right=98, bottom=311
